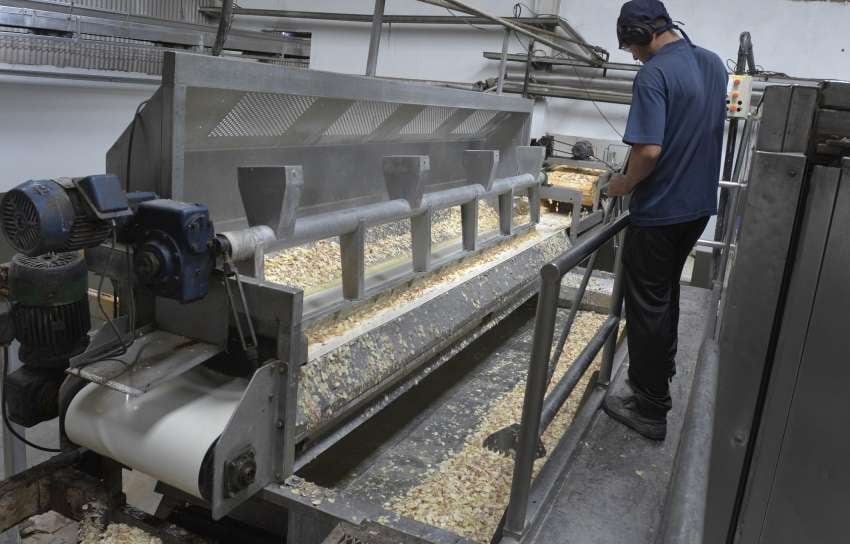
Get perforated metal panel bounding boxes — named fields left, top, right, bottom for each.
left=400, top=106, right=457, bottom=135
left=324, top=101, right=400, bottom=137
left=36, top=0, right=209, bottom=24
left=208, top=93, right=316, bottom=138
left=452, top=109, right=499, bottom=135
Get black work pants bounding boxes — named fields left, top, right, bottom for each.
left=623, top=216, right=709, bottom=419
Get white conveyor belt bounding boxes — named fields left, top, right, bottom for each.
left=66, top=367, right=247, bottom=498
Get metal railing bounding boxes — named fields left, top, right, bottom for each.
left=501, top=198, right=631, bottom=539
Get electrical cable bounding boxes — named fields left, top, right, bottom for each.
left=1, top=346, right=62, bottom=453
left=88, top=226, right=134, bottom=365
left=442, top=6, right=493, bottom=32
left=125, top=99, right=149, bottom=194
left=565, top=63, right=626, bottom=139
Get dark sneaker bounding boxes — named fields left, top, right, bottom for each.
left=603, top=394, right=667, bottom=441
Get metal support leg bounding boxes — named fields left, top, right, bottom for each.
left=365, top=0, right=386, bottom=76
left=570, top=200, right=582, bottom=244
left=461, top=199, right=479, bottom=251
left=528, top=185, right=541, bottom=224
left=504, top=266, right=561, bottom=538
left=599, top=226, right=626, bottom=386
left=497, top=28, right=511, bottom=95
left=499, top=191, right=515, bottom=236
left=1, top=345, right=25, bottom=544
left=521, top=39, right=535, bottom=99
left=411, top=209, right=433, bottom=272
left=340, top=222, right=366, bottom=300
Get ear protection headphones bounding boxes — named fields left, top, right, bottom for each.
left=617, top=17, right=678, bottom=49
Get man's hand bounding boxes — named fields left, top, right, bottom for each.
left=605, top=173, right=638, bottom=196
left=604, top=144, right=662, bottom=197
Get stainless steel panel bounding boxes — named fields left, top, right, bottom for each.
left=734, top=165, right=842, bottom=543
left=819, top=80, right=850, bottom=111
left=755, top=86, right=792, bottom=152
left=67, top=329, right=220, bottom=396
left=814, top=108, right=850, bottom=141
left=705, top=151, right=808, bottom=544
left=782, top=87, right=818, bottom=152
left=108, top=52, right=534, bottom=231
left=212, top=362, right=284, bottom=520
left=757, top=159, right=850, bottom=543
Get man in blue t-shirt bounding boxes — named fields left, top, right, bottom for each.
left=601, top=0, right=727, bottom=441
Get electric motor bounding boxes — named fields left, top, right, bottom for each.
left=0, top=178, right=114, bottom=256
left=9, top=252, right=91, bottom=366
left=572, top=140, right=595, bottom=161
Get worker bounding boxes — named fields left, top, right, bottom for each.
left=600, top=0, right=727, bottom=441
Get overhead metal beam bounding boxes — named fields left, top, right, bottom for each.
left=0, top=0, right=308, bottom=56
left=418, top=0, right=599, bottom=65
left=365, top=0, right=386, bottom=77
left=484, top=51, right=641, bottom=72
left=198, top=6, right=558, bottom=27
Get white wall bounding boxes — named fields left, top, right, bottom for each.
left=237, top=0, right=558, bottom=81
left=546, top=0, right=850, bottom=139
left=0, top=79, right=154, bottom=190
left=1, top=0, right=848, bottom=191
left=0, top=0, right=553, bottom=191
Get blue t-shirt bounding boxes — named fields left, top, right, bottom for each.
left=623, top=39, right=727, bottom=226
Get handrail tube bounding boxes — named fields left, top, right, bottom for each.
left=539, top=315, right=619, bottom=432
left=547, top=198, right=617, bottom=384
left=266, top=173, right=537, bottom=251
left=552, top=213, right=631, bottom=276
left=503, top=268, right=561, bottom=537
left=504, top=210, right=630, bottom=538
left=655, top=338, right=719, bottom=544
left=547, top=251, right=596, bottom=385
left=599, top=225, right=626, bottom=385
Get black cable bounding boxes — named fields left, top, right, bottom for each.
left=566, top=63, right=626, bottom=139
left=125, top=99, right=149, bottom=194
left=92, top=226, right=133, bottom=362
left=2, top=346, right=62, bottom=453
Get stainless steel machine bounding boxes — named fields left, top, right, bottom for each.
left=3, top=47, right=846, bottom=544
left=0, top=51, right=583, bottom=540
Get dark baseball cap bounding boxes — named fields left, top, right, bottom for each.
left=618, top=0, right=672, bottom=26
left=617, top=0, right=673, bottom=48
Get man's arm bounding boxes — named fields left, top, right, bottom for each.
left=606, top=143, right=662, bottom=196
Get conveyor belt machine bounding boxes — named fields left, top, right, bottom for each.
left=0, top=51, right=558, bottom=522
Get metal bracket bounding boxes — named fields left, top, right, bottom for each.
left=211, top=361, right=284, bottom=520
left=499, top=189, right=515, bottom=236
left=463, top=149, right=500, bottom=190
left=237, top=166, right=304, bottom=238
left=383, top=155, right=429, bottom=209
left=517, top=145, right=546, bottom=177
left=461, top=198, right=479, bottom=251
left=340, top=221, right=366, bottom=300
left=411, top=208, right=433, bottom=272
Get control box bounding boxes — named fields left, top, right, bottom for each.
left=727, top=74, right=753, bottom=119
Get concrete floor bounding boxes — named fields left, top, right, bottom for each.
left=526, top=286, right=710, bottom=544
